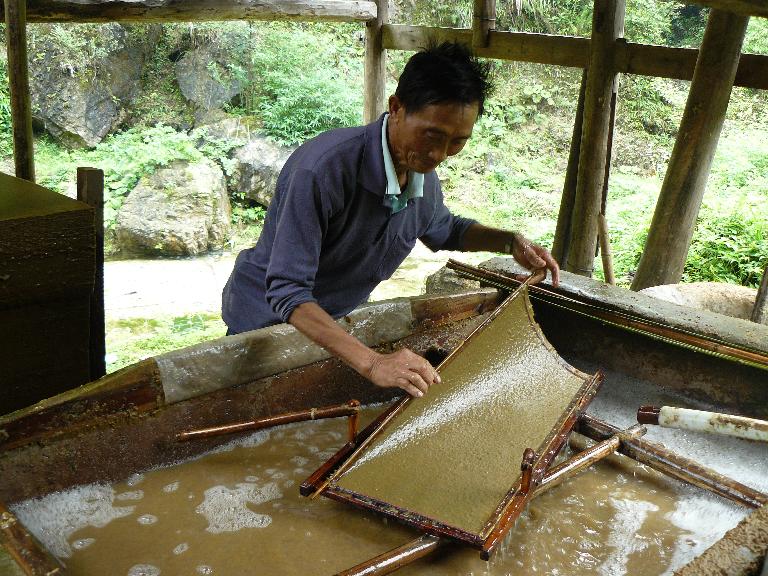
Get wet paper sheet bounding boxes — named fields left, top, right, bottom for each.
left=328, top=286, right=598, bottom=538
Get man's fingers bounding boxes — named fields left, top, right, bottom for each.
left=525, top=245, right=547, bottom=268
left=397, top=378, right=424, bottom=398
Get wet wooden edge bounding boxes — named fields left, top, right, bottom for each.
left=0, top=499, right=66, bottom=575
left=0, top=291, right=502, bottom=455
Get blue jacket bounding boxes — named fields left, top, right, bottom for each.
left=222, top=115, right=476, bottom=333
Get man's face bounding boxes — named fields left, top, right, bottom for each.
left=387, top=96, right=479, bottom=175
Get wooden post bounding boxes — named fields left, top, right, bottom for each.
left=4, top=0, right=35, bottom=182
left=751, top=264, right=768, bottom=324
left=597, top=214, right=615, bottom=285
left=564, top=0, right=624, bottom=277
left=77, top=167, right=106, bottom=380
left=472, top=0, right=496, bottom=49
left=363, top=0, right=387, bottom=123
left=552, top=70, right=587, bottom=266
left=631, top=10, right=749, bottom=291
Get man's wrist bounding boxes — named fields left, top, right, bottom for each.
left=503, top=232, right=518, bottom=255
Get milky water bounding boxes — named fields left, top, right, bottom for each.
left=9, top=369, right=768, bottom=576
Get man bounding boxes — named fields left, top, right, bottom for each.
left=222, top=42, right=559, bottom=398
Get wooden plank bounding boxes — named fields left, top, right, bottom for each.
left=0, top=0, right=377, bottom=23
left=383, top=25, right=590, bottom=68
left=565, top=0, right=625, bottom=278
left=77, top=167, right=106, bottom=381
left=3, top=0, right=34, bottom=182
left=363, top=0, right=387, bottom=123
left=751, top=264, right=768, bottom=324
left=631, top=10, right=749, bottom=290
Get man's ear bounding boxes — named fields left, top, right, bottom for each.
left=388, top=95, right=404, bottom=118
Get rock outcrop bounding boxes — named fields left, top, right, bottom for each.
left=175, top=45, right=242, bottom=112
left=640, top=282, right=760, bottom=322
left=30, top=23, right=160, bottom=148
left=115, top=159, right=231, bottom=256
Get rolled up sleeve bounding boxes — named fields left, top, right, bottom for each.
left=265, top=169, right=329, bottom=322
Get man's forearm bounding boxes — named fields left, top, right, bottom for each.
left=461, top=223, right=516, bottom=253
left=288, top=302, right=377, bottom=376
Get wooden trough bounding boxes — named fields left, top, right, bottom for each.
left=0, top=262, right=766, bottom=575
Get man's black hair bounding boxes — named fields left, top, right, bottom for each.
left=395, top=41, right=493, bottom=117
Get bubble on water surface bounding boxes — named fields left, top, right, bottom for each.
left=116, top=490, right=144, bottom=501
left=126, top=474, right=145, bottom=487
left=72, top=538, right=95, bottom=550
left=196, top=566, right=214, bottom=575
left=137, top=514, right=158, bottom=525
left=162, top=482, right=179, bottom=493
left=127, top=564, right=160, bottom=576
left=173, top=543, right=189, bottom=555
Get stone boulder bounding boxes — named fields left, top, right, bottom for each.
left=228, top=135, right=293, bottom=206
left=175, top=45, right=242, bottom=112
left=115, top=159, right=231, bottom=256
left=640, top=282, right=761, bottom=322
left=30, top=23, right=161, bottom=148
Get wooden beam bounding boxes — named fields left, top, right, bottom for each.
left=4, top=0, right=34, bottom=182
left=751, top=264, right=768, bottom=324
left=363, top=0, right=387, bottom=123
left=383, top=25, right=590, bottom=68
left=0, top=500, right=67, bottom=575
left=0, top=0, right=377, bottom=23
left=552, top=70, right=587, bottom=266
left=679, top=0, right=768, bottom=18
left=383, top=26, right=768, bottom=91
left=565, top=0, right=625, bottom=277
left=472, top=0, right=496, bottom=49
left=77, top=167, right=106, bottom=381
left=631, top=10, right=749, bottom=291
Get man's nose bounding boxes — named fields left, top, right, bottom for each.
left=429, top=146, right=448, bottom=164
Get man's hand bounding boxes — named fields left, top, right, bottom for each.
left=364, top=348, right=441, bottom=398
left=510, top=232, right=560, bottom=287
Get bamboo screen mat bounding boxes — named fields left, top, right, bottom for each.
left=332, top=287, right=596, bottom=536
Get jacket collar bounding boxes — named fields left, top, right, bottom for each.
left=358, top=114, right=388, bottom=196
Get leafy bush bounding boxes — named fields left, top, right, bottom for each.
left=0, top=55, right=12, bottom=157
left=240, top=24, right=363, bottom=145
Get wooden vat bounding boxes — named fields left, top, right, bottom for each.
left=0, top=264, right=766, bottom=575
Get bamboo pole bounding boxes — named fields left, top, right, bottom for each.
left=638, top=405, right=768, bottom=443
left=472, top=0, right=495, bottom=49
left=631, top=10, right=749, bottom=291
left=4, top=0, right=34, bottom=182
left=551, top=70, right=587, bottom=266
left=576, top=413, right=768, bottom=509
left=565, top=0, right=624, bottom=278
left=176, top=400, right=361, bottom=441
left=0, top=500, right=66, bottom=575
left=751, top=264, right=768, bottom=324
left=77, top=167, right=106, bottom=381
left=363, top=0, right=387, bottom=123
left=598, top=214, right=615, bottom=285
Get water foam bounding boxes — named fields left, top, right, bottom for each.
left=10, top=484, right=135, bottom=558
left=195, top=482, right=282, bottom=533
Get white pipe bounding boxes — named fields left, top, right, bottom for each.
left=657, top=406, right=768, bottom=443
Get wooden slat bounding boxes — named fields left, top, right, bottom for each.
left=0, top=0, right=377, bottom=23
left=4, top=0, right=34, bottom=182
left=472, top=0, right=496, bottom=49
left=631, top=10, right=750, bottom=290
left=383, top=25, right=768, bottom=91
left=363, top=0, right=387, bottom=123
left=383, top=25, right=590, bottom=68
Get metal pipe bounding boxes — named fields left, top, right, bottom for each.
left=638, top=405, right=768, bottom=443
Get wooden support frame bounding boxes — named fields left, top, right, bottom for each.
left=77, top=167, right=106, bottom=381
left=4, top=0, right=34, bottom=182
left=631, top=10, right=750, bottom=291
left=0, top=0, right=378, bottom=23
left=565, top=0, right=624, bottom=278
left=363, top=0, right=387, bottom=123
left=472, top=0, right=495, bottom=49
